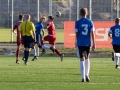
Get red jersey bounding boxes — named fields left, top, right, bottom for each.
left=13, top=21, right=23, bottom=37
left=47, top=22, right=56, bottom=37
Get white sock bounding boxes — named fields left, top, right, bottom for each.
left=85, top=59, right=90, bottom=77
left=42, top=45, right=50, bottom=49
left=80, top=60, right=85, bottom=79
left=32, top=49, right=36, bottom=56
left=115, top=56, right=119, bottom=65
left=115, top=53, right=120, bottom=57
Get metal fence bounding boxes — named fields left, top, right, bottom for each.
left=0, top=0, right=120, bottom=42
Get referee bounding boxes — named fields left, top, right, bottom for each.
left=19, top=14, right=36, bottom=65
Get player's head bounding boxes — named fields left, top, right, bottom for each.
left=40, top=16, right=46, bottom=23
left=115, top=18, right=120, bottom=24
left=48, top=16, right=54, bottom=22
left=19, top=14, right=24, bottom=21
left=80, top=8, right=88, bottom=17
left=24, top=14, right=31, bottom=21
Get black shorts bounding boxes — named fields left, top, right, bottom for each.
left=113, top=44, right=120, bottom=53
left=78, top=46, right=90, bottom=58
left=22, top=36, right=34, bottom=48
left=36, top=34, right=42, bottom=44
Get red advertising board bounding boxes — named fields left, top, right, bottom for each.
left=64, top=21, right=114, bottom=48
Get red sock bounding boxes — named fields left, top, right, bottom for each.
left=16, top=49, right=20, bottom=60
left=55, top=49, right=61, bottom=56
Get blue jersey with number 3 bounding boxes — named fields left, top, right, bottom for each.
left=75, top=18, right=94, bottom=46
left=110, top=25, right=120, bottom=45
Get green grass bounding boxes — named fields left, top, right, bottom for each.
left=0, top=56, right=120, bottom=90
left=0, top=29, right=64, bottom=43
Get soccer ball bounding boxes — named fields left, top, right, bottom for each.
left=55, top=11, right=61, bottom=17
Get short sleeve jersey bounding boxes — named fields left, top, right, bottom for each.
left=75, top=18, right=95, bottom=46
left=109, top=24, right=120, bottom=45
left=20, top=20, right=35, bottom=36
left=35, top=22, right=44, bottom=35
left=47, top=22, right=56, bottom=36
left=13, top=21, right=23, bottom=37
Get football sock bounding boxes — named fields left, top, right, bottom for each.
left=115, top=56, right=119, bottom=66
left=115, top=53, right=120, bottom=57
left=16, top=49, right=20, bottom=60
left=85, top=59, right=90, bottom=77
left=42, top=45, right=50, bottom=49
left=80, top=61, right=85, bottom=79
left=55, top=49, right=61, bottom=56
left=32, top=48, right=36, bottom=56
left=25, top=50, right=29, bottom=63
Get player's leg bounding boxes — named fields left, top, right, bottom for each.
left=113, top=45, right=120, bottom=69
left=40, top=35, right=54, bottom=52
left=16, top=44, right=20, bottom=64
left=15, top=38, right=22, bottom=64
left=31, top=44, right=38, bottom=61
left=49, top=37, right=64, bottom=61
left=78, top=46, right=86, bottom=82
left=84, top=46, right=90, bottom=82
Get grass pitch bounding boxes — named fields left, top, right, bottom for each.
left=0, top=56, right=120, bottom=90
left=0, top=28, right=64, bottom=43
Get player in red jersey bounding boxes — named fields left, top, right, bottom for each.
left=41, top=16, right=64, bottom=61
left=13, top=14, right=24, bottom=64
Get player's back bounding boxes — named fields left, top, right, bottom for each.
left=13, top=21, right=22, bottom=35
left=76, top=18, right=94, bottom=46
left=35, top=22, right=43, bottom=35
left=110, top=24, right=120, bottom=45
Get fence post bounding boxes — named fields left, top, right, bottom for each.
left=37, top=0, right=40, bottom=56
left=49, top=0, right=52, bottom=15
left=77, top=0, right=79, bottom=20
left=11, top=0, right=13, bottom=42
left=89, top=0, right=92, bottom=20
left=8, top=0, right=9, bottom=27
left=117, top=0, right=119, bottom=18
left=69, top=0, right=71, bottom=21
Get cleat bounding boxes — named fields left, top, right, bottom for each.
left=32, top=56, right=38, bottom=61
left=86, top=76, right=90, bottom=82
left=25, top=62, right=29, bottom=65
left=112, top=52, right=114, bottom=61
left=22, top=57, right=25, bottom=61
left=40, top=51, right=46, bottom=56
left=81, top=78, right=86, bottom=82
left=16, top=60, right=20, bottom=64
left=116, top=67, right=120, bottom=69
left=60, top=54, right=64, bottom=61
left=50, top=47, right=55, bottom=53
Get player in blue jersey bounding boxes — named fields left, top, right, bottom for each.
left=31, top=16, right=46, bottom=61
left=75, top=8, right=95, bottom=82
left=108, top=18, right=120, bottom=69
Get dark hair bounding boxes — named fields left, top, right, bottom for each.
left=80, top=8, right=87, bottom=17
left=115, top=18, right=120, bottom=24
left=48, top=16, right=54, bottom=21
left=19, top=14, right=24, bottom=20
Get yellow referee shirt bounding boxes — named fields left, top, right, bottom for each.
left=20, top=20, right=35, bottom=36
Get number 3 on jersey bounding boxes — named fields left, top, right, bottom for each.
left=82, top=24, right=88, bottom=35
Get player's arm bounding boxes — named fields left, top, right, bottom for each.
left=41, top=24, right=45, bottom=36
left=18, top=24, right=22, bottom=41
left=90, top=21, right=96, bottom=51
left=13, top=24, right=17, bottom=34
left=75, top=21, right=78, bottom=47
left=108, top=28, right=112, bottom=39
left=31, top=23, right=36, bottom=42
